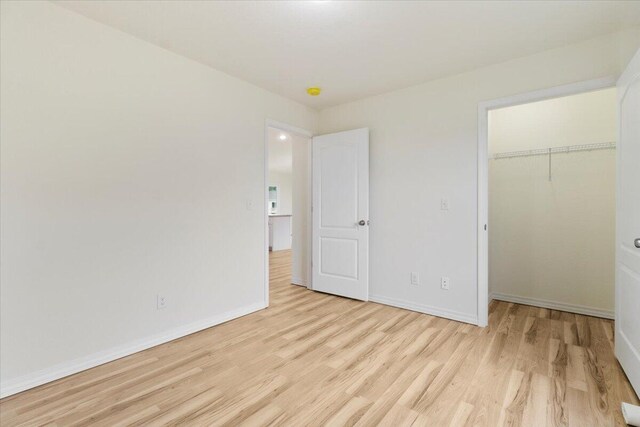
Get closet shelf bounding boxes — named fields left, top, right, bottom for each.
left=492, top=141, right=616, bottom=159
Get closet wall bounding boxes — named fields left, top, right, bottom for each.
left=488, top=88, right=616, bottom=317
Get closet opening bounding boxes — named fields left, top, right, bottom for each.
left=486, top=87, right=616, bottom=319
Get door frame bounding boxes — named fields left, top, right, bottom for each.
left=264, top=119, right=314, bottom=307
left=476, top=76, right=617, bottom=327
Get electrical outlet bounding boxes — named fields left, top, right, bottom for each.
left=157, top=294, right=167, bottom=310
left=411, top=272, right=420, bottom=286
left=440, top=198, right=449, bottom=211
left=441, top=277, right=450, bottom=290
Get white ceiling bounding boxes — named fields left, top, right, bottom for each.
left=268, top=128, right=292, bottom=174
left=56, top=1, right=640, bottom=109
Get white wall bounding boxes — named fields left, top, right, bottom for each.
left=489, top=89, right=616, bottom=316
left=0, top=1, right=317, bottom=396
left=318, top=30, right=640, bottom=324
left=489, top=88, right=617, bottom=154
left=291, top=133, right=311, bottom=286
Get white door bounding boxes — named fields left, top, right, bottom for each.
left=312, top=128, right=369, bottom=301
left=616, top=48, right=640, bottom=397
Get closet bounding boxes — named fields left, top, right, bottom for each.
left=488, top=88, right=616, bottom=318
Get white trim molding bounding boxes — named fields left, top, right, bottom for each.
left=0, top=302, right=266, bottom=399
left=369, top=294, right=478, bottom=325
left=291, top=276, right=306, bottom=286
left=491, top=292, right=614, bottom=319
left=265, top=119, right=314, bottom=138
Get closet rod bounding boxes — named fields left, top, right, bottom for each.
left=492, top=141, right=616, bottom=160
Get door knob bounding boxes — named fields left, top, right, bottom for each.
left=358, top=220, right=366, bottom=226
left=635, top=238, right=640, bottom=248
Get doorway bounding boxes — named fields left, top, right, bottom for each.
left=264, top=123, right=371, bottom=305
left=265, top=121, right=312, bottom=305
left=477, top=77, right=617, bottom=326
left=489, top=87, right=616, bottom=317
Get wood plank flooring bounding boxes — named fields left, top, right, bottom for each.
left=1, top=249, right=638, bottom=426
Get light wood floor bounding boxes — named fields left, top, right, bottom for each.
left=1, top=249, right=638, bottom=426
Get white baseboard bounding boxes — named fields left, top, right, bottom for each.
left=369, top=294, right=478, bottom=325
left=491, top=292, right=614, bottom=319
left=291, top=276, right=306, bottom=286
left=0, top=301, right=266, bottom=399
